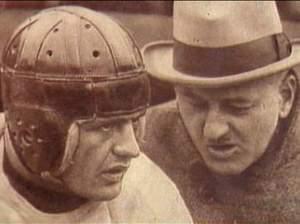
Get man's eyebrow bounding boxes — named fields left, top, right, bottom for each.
left=82, top=114, right=143, bottom=128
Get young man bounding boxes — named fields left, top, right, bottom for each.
left=0, top=6, right=191, bottom=223
left=143, top=1, right=300, bottom=223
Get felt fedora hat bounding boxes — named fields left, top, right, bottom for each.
left=143, top=1, right=300, bottom=87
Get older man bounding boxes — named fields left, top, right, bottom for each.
left=0, top=6, right=191, bottom=223
left=143, top=1, right=300, bottom=223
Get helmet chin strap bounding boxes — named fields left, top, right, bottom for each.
left=3, top=123, right=81, bottom=191
left=52, top=122, right=80, bottom=176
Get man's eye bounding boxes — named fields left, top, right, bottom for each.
left=187, top=99, right=207, bottom=109
left=227, top=104, right=253, bottom=114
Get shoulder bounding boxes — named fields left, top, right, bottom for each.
left=143, top=99, right=199, bottom=170
left=125, top=152, right=181, bottom=194
left=146, top=100, right=179, bottom=127
left=0, top=199, right=24, bottom=223
left=108, top=153, right=192, bottom=223
left=143, top=100, right=181, bottom=153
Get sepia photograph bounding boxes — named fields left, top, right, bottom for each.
left=0, top=1, right=300, bottom=223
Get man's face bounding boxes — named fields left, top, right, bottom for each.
left=176, top=77, right=288, bottom=176
left=61, top=116, right=144, bottom=201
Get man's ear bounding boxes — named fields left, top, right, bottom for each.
left=279, top=72, right=297, bottom=119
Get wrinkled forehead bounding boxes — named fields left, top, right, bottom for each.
left=175, top=77, right=280, bottom=101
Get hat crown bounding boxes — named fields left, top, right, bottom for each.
left=143, top=1, right=300, bottom=88
left=174, top=1, right=282, bottom=47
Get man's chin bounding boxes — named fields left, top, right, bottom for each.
left=86, top=182, right=123, bottom=201
left=206, top=162, right=247, bottom=177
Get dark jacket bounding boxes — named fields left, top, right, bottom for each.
left=143, top=100, right=300, bottom=224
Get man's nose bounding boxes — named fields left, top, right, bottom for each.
left=203, top=110, right=229, bottom=142
left=112, top=122, right=140, bottom=158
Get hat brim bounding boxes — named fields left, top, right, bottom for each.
left=142, top=40, right=300, bottom=88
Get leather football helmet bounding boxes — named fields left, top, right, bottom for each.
left=0, top=6, right=150, bottom=182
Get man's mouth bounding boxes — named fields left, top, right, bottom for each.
left=207, top=143, right=238, bottom=159
left=100, top=165, right=129, bottom=183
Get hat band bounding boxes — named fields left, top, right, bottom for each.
left=173, top=33, right=291, bottom=77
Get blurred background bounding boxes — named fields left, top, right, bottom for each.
left=1, top=1, right=300, bottom=105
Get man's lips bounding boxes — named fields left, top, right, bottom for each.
left=100, top=164, right=130, bottom=183
left=206, top=143, right=238, bottom=159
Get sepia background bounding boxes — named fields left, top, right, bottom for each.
left=1, top=1, right=300, bottom=105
